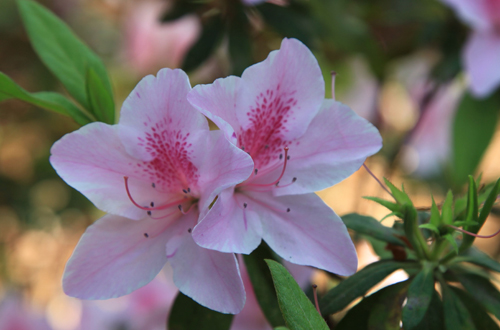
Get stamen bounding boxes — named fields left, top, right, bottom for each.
left=179, top=203, right=196, bottom=215
left=287, top=208, right=290, bottom=212
left=187, top=187, right=191, bottom=193
left=362, top=164, right=393, bottom=197
left=287, top=155, right=290, bottom=160
left=183, top=189, right=188, bottom=194
left=144, top=233, right=149, bottom=238
left=150, top=202, right=155, bottom=207
left=446, top=224, right=500, bottom=238
left=151, top=182, right=156, bottom=188
left=241, top=146, right=245, bottom=151
left=149, top=208, right=181, bottom=220
left=312, top=284, right=321, bottom=314
left=124, top=176, right=188, bottom=211
left=188, top=228, right=192, bottom=233
left=247, top=147, right=290, bottom=188
left=244, top=202, right=248, bottom=208
left=255, top=169, right=259, bottom=175
left=147, top=211, right=152, bottom=216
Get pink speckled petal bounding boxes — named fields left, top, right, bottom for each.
left=188, top=76, right=242, bottom=145
left=167, top=213, right=246, bottom=314
left=237, top=38, right=324, bottom=143
left=195, top=130, right=254, bottom=218
left=118, top=68, right=209, bottom=162
left=252, top=99, right=382, bottom=196
left=193, top=188, right=262, bottom=254
left=63, top=213, right=178, bottom=300
left=464, top=31, right=500, bottom=97
left=440, top=0, right=492, bottom=30
left=247, top=191, right=357, bottom=276
left=50, top=122, right=171, bottom=220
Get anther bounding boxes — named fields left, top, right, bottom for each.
left=147, top=211, right=152, bottom=216
left=276, top=181, right=280, bottom=187
left=144, top=233, right=149, bottom=238
left=292, top=177, right=297, bottom=182
left=241, top=146, right=245, bottom=150
left=287, top=155, right=290, bottom=160
left=178, top=205, right=182, bottom=211
left=187, top=187, right=191, bottom=193
left=254, top=169, right=259, bottom=175
left=279, top=154, right=283, bottom=160
left=312, top=284, right=320, bottom=314
left=152, top=182, right=156, bottom=188
left=245, top=147, right=289, bottom=188
left=150, top=202, right=155, bottom=207
left=188, top=228, right=192, bottom=233
left=183, top=189, right=188, bottom=194
left=244, top=203, right=248, bottom=208
left=287, top=208, right=290, bottom=212
left=125, top=177, right=188, bottom=211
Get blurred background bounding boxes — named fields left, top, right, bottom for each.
left=0, top=0, right=500, bottom=329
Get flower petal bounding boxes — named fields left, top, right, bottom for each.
left=246, top=191, right=357, bottom=276
left=188, top=76, right=242, bottom=145
left=195, top=130, right=254, bottom=217
left=167, top=212, right=246, bottom=314
left=464, top=31, right=500, bottom=97
left=63, top=213, right=177, bottom=300
left=50, top=122, right=169, bottom=220
left=261, top=99, right=382, bottom=196
left=118, top=68, right=209, bottom=162
left=440, top=0, right=492, bottom=30
left=193, top=188, right=263, bottom=254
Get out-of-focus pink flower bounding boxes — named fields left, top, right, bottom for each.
left=50, top=68, right=254, bottom=314
left=124, top=1, right=200, bottom=75
left=0, top=296, right=52, bottom=330
left=188, top=38, right=382, bottom=276
left=440, top=0, right=500, bottom=97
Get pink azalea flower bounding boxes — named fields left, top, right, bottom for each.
left=440, top=0, right=500, bottom=97
left=0, top=295, right=52, bottom=330
left=188, top=38, right=382, bottom=276
left=50, top=68, right=254, bottom=314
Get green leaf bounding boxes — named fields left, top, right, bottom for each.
left=341, top=213, right=406, bottom=246
left=443, top=234, right=458, bottom=254
left=363, top=196, right=402, bottom=215
left=168, top=292, right=233, bottom=330
left=441, top=283, right=476, bottom=330
left=383, top=178, right=413, bottom=206
left=413, top=289, right=444, bottom=330
left=265, top=260, right=329, bottom=330
left=335, top=281, right=408, bottom=330
left=18, top=0, right=114, bottom=117
left=0, top=72, right=92, bottom=125
left=464, top=175, right=479, bottom=224
left=182, top=15, right=224, bottom=72
left=455, top=272, right=500, bottom=320
left=319, top=260, right=420, bottom=316
left=402, top=268, right=435, bottom=330
left=243, top=243, right=285, bottom=327
left=419, top=223, right=440, bottom=234
left=429, top=196, right=441, bottom=227
left=451, top=287, right=500, bottom=330
left=452, top=92, right=499, bottom=186
left=455, top=247, right=500, bottom=272
left=86, top=68, right=115, bottom=124
left=441, top=190, right=454, bottom=225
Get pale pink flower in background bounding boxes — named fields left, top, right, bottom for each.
left=0, top=295, right=52, bottom=330
left=124, top=1, right=200, bottom=75
left=188, top=38, right=382, bottom=276
left=440, top=0, right=500, bottom=97
left=50, top=68, right=254, bottom=314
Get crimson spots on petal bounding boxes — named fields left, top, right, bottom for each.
left=238, top=87, right=297, bottom=168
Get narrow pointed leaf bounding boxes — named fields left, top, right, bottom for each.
left=441, top=191, right=454, bottom=225
left=86, top=67, right=115, bottom=124
left=168, top=292, right=233, bottom=330
left=464, top=175, right=479, bottom=224
left=443, top=234, right=458, bottom=254
left=265, top=260, right=329, bottom=330
left=319, top=260, right=420, bottom=316
left=442, top=283, right=476, bottom=330
left=18, top=0, right=114, bottom=113
left=455, top=247, right=500, bottom=272
left=413, top=289, right=444, bottom=330
left=430, top=196, right=441, bottom=227
left=0, top=72, right=92, bottom=125
left=363, top=196, right=401, bottom=214
left=383, top=178, right=413, bottom=205
left=402, top=268, right=435, bottom=330
left=341, top=213, right=405, bottom=246
left=455, top=272, right=500, bottom=320
left=419, top=223, right=439, bottom=234
left=451, top=287, right=500, bottom=330
left=243, top=243, right=285, bottom=327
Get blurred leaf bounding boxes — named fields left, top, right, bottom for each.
left=341, top=213, right=406, bottom=246
left=228, top=3, right=252, bottom=76
left=336, top=281, right=408, bottom=330
left=451, top=287, right=500, bottom=330
left=363, top=196, right=402, bottom=216
left=455, top=272, right=500, bottom=320
left=464, top=176, right=479, bottom=224
left=85, top=68, right=115, bottom=124
left=430, top=196, right=441, bottom=227
left=441, top=283, right=476, bottom=330
left=320, top=260, right=420, bottom=316
left=383, top=179, right=413, bottom=205
left=419, top=223, right=439, bottom=234
left=452, top=92, right=500, bottom=186
left=243, top=243, right=285, bottom=327
left=0, top=72, right=92, bottom=125
left=182, top=15, right=224, bottom=72
left=402, top=268, right=435, bottom=329
left=18, top=0, right=114, bottom=116
left=455, top=247, right=500, bottom=272
left=443, top=234, right=458, bottom=254
left=161, top=0, right=200, bottom=22
left=265, top=260, right=329, bottom=330
left=413, top=289, right=444, bottom=330
left=362, top=236, right=395, bottom=259
left=257, top=2, right=316, bottom=48
left=168, top=292, right=233, bottom=330
left=274, top=328, right=289, bottom=330
left=441, top=190, right=454, bottom=225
